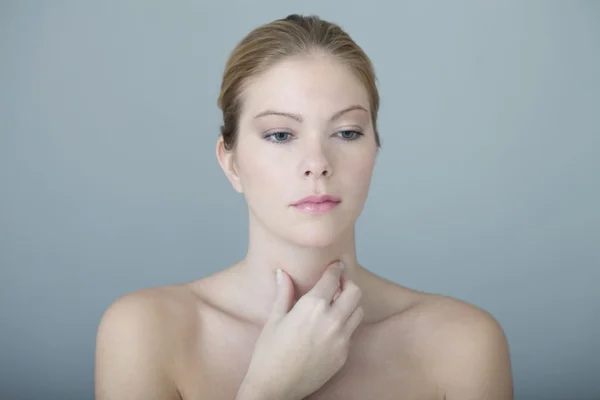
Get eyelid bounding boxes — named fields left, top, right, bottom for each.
left=335, top=126, right=364, bottom=135
left=336, top=129, right=363, bottom=140
left=263, top=129, right=295, bottom=138
left=262, top=129, right=295, bottom=144
left=336, top=124, right=363, bottom=131
left=264, top=127, right=294, bottom=135
left=262, top=126, right=365, bottom=144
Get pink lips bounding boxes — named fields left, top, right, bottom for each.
left=291, top=195, right=341, bottom=214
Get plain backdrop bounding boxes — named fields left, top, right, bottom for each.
left=1, top=1, right=599, bottom=399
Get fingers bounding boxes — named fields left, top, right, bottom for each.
left=331, top=287, right=342, bottom=304
left=344, top=305, right=364, bottom=336
left=330, top=274, right=346, bottom=304
left=331, top=279, right=362, bottom=322
left=307, top=261, right=344, bottom=302
left=269, top=268, right=295, bottom=322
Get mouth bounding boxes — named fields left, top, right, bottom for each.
left=291, top=194, right=342, bottom=214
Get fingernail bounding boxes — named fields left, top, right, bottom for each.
left=339, top=261, right=345, bottom=270
left=276, top=268, right=283, bottom=284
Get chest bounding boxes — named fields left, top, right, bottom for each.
left=176, top=321, right=438, bottom=400
left=304, top=338, right=438, bottom=400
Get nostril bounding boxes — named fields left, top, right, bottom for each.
left=303, top=168, right=330, bottom=177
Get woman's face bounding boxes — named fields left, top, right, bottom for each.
left=219, top=53, right=378, bottom=247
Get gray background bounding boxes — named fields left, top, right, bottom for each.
left=1, top=1, right=599, bottom=399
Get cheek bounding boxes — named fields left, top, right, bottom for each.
left=343, top=152, right=376, bottom=194
left=237, top=150, right=289, bottom=195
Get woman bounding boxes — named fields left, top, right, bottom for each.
left=95, top=14, right=513, bottom=400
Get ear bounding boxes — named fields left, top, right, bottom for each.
left=216, top=136, right=243, bottom=193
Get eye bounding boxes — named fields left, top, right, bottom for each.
left=264, top=131, right=294, bottom=144
left=336, top=130, right=363, bottom=141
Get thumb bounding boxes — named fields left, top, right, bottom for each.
left=269, top=268, right=294, bottom=322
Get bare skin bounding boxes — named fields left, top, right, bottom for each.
left=95, top=261, right=513, bottom=400
left=95, top=52, right=513, bottom=399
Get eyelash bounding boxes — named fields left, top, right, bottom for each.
left=263, top=130, right=364, bottom=144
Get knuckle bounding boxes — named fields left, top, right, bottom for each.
left=326, top=312, right=343, bottom=330
left=345, top=281, right=362, bottom=300
left=345, top=280, right=359, bottom=293
left=311, top=296, right=329, bottom=312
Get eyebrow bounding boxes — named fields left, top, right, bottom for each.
left=253, top=104, right=368, bottom=123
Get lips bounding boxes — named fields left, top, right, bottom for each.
left=291, top=194, right=342, bottom=206
left=291, top=194, right=341, bottom=214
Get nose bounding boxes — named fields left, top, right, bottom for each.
left=300, top=143, right=332, bottom=179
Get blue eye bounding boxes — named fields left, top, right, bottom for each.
left=264, top=131, right=293, bottom=144
left=337, top=130, right=363, bottom=141
left=263, top=130, right=363, bottom=144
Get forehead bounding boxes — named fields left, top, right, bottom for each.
left=239, top=54, right=370, bottom=120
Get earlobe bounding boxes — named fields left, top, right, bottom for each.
left=216, top=136, right=243, bottom=193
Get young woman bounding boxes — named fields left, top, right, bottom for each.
left=95, top=14, right=513, bottom=400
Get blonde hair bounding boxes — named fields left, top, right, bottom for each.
left=217, top=14, right=381, bottom=150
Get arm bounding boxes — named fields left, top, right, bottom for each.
left=94, top=293, right=180, bottom=400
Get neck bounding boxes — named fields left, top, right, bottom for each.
left=233, top=213, right=362, bottom=323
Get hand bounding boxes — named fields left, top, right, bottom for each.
left=237, top=261, right=364, bottom=400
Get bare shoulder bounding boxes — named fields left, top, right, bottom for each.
left=402, top=292, right=508, bottom=340
left=389, top=291, right=514, bottom=400
left=96, top=284, right=200, bottom=343
left=95, top=284, right=202, bottom=400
